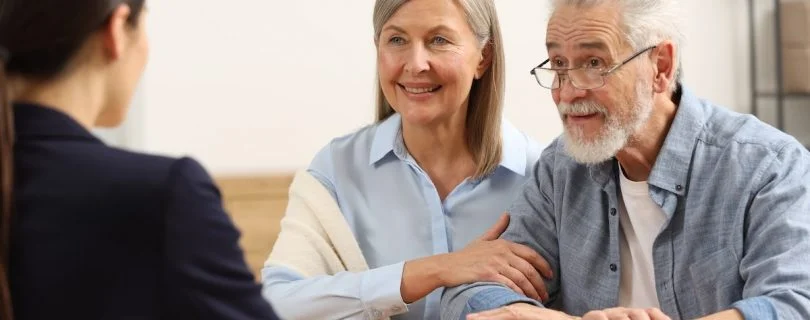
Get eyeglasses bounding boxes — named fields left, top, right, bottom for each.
left=529, top=46, right=656, bottom=90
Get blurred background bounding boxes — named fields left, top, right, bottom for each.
left=93, top=0, right=810, bottom=277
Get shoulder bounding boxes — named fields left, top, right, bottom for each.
left=697, top=100, right=804, bottom=167
left=500, top=119, right=547, bottom=176
left=96, top=147, right=211, bottom=193
left=68, top=145, right=217, bottom=207
left=704, top=103, right=792, bottom=148
left=308, top=118, right=394, bottom=190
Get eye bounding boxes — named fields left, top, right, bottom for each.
left=551, top=58, right=567, bottom=69
left=431, top=36, right=449, bottom=45
left=587, top=57, right=605, bottom=69
left=388, top=36, right=406, bottom=46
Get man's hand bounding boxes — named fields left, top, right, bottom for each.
left=466, top=303, right=578, bottom=320
left=466, top=304, right=672, bottom=320
left=582, top=307, right=671, bottom=320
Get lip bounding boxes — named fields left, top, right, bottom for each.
left=398, top=83, right=442, bottom=101
left=565, top=113, right=601, bottom=124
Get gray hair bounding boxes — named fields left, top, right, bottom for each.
left=371, top=0, right=506, bottom=178
left=550, top=0, right=685, bottom=92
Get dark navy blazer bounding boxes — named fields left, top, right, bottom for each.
left=10, top=103, right=281, bottom=320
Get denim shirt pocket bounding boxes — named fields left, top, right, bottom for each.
left=688, top=248, right=744, bottom=314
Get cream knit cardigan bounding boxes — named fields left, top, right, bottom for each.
left=264, top=169, right=369, bottom=279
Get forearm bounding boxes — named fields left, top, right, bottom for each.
left=262, top=264, right=408, bottom=319
left=441, top=283, right=541, bottom=320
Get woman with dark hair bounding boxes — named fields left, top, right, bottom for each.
left=0, top=1, right=280, bottom=319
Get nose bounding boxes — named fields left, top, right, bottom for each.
left=404, top=44, right=430, bottom=75
left=556, top=75, right=588, bottom=104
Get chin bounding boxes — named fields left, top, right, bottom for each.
left=400, top=111, right=445, bottom=127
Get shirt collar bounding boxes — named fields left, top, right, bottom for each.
left=647, top=85, right=706, bottom=195
left=368, top=113, right=402, bottom=165
left=368, top=113, right=530, bottom=176
left=587, top=85, right=705, bottom=195
left=14, top=102, right=102, bottom=143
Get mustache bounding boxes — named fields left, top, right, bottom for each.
left=557, top=101, right=608, bottom=117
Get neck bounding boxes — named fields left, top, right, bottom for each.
left=10, top=70, right=104, bottom=130
left=615, top=93, right=678, bottom=181
left=401, top=117, right=473, bottom=170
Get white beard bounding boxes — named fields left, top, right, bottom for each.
left=559, top=78, right=654, bottom=164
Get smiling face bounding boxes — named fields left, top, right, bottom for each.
left=376, top=0, right=490, bottom=127
left=546, top=2, right=655, bottom=164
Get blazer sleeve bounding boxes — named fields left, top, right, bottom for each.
left=163, top=157, right=280, bottom=320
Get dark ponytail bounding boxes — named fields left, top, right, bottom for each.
left=0, top=45, right=14, bottom=320
left=0, top=1, right=145, bottom=318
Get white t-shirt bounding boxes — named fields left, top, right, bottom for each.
left=618, top=166, right=668, bottom=308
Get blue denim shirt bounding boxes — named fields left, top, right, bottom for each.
left=441, top=86, right=810, bottom=320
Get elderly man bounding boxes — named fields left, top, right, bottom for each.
left=440, top=0, right=810, bottom=319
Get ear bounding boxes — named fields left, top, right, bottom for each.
left=101, top=5, right=133, bottom=61
left=651, top=40, right=676, bottom=94
left=475, top=42, right=494, bottom=79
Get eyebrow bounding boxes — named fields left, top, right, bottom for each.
left=381, top=24, right=459, bottom=36
left=382, top=25, right=407, bottom=34
left=426, top=24, right=457, bottom=35
left=546, top=41, right=610, bottom=51
left=577, top=41, right=609, bottom=51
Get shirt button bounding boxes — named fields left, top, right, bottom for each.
left=609, top=208, right=617, bottom=216
left=609, top=263, right=618, bottom=272
left=676, top=184, right=684, bottom=191
left=370, top=309, right=384, bottom=319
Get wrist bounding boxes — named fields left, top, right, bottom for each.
left=401, top=256, right=444, bottom=303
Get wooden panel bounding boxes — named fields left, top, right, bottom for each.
left=216, top=174, right=294, bottom=280
left=218, top=175, right=294, bottom=200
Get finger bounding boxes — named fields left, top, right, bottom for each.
left=582, top=310, right=609, bottom=320
left=506, top=254, right=548, bottom=301
left=602, top=308, right=632, bottom=320
left=626, top=309, right=651, bottom=320
left=467, top=306, right=517, bottom=320
left=501, top=264, right=540, bottom=301
left=510, top=242, right=554, bottom=279
left=478, top=213, right=510, bottom=241
left=493, top=273, right=525, bottom=297
left=645, top=308, right=671, bottom=320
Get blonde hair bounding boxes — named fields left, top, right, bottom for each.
left=372, top=0, right=505, bottom=178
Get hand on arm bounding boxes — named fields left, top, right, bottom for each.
left=401, top=214, right=553, bottom=303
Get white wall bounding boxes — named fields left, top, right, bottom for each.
left=124, top=0, right=807, bottom=175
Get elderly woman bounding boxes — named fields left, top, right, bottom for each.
left=262, top=0, right=547, bottom=319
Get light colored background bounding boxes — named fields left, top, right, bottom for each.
left=100, top=0, right=810, bottom=175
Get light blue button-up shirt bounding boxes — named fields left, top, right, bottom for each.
left=441, top=86, right=810, bottom=320
left=262, top=113, right=543, bottom=320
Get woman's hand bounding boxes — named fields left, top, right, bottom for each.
left=400, top=214, right=553, bottom=303
left=439, top=214, right=553, bottom=301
